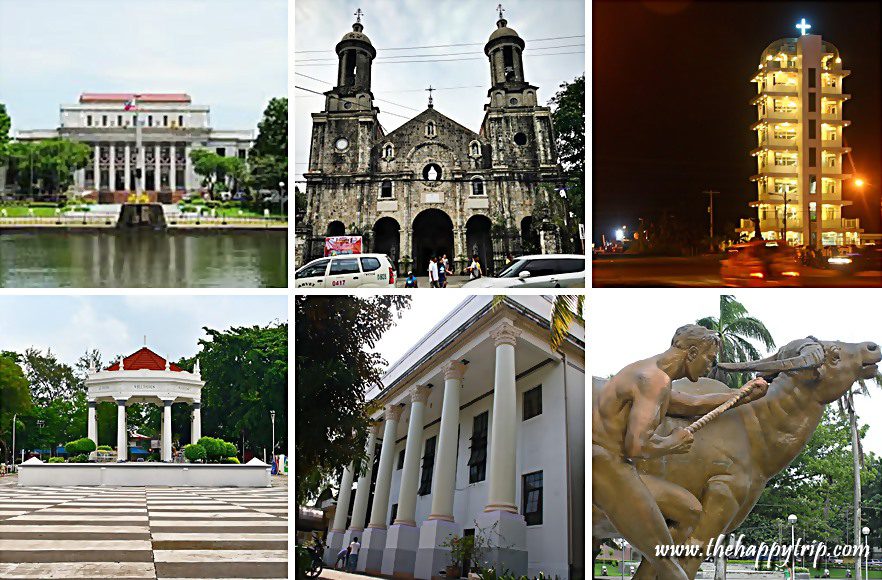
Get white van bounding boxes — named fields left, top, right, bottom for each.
left=295, top=254, right=397, bottom=288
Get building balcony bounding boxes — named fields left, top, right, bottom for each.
left=820, top=118, right=850, bottom=127
left=751, top=117, right=799, bottom=130
left=821, top=145, right=851, bottom=154
left=843, top=218, right=861, bottom=231
left=822, top=92, right=851, bottom=101
left=750, top=88, right=798, bottom=105
left=751, top=144, right=799, bottom=157
left=751, top=169, right=799, bottom=181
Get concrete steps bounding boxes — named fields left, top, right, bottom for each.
left=153, top=549, right=288, bottom=578
left=0, top=562, right=157, bottom=579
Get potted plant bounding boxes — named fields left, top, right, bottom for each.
left=441, top=534, right=474, bottom=579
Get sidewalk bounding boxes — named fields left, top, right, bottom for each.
left=396, top=275, right=470, bottom=288
left=320, top=568, right=379, bottom=580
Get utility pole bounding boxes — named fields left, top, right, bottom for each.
left=703, top=190, right=719, bottom=252
left=11, top=414, right=16, bottom=472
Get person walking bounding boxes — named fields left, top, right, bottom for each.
left=348, top=537, right=361, bottom=571
left=467, top=254, right=482, bottom=280
left=428, top=257, right=439, bottom=288
left=404, top=271, right=418, bottom=288
left=438, top=255, right=448, bottom=288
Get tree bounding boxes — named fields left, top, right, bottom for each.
left=295, top=295, right=412, bottom=506
left=0, top=353, right=33, bottom=462
left=0, top=103, right=11, bottom=162
left=549, top=76, right=585, bottom=250
left=189, top=149, right=224, bottom=195
left=249, top=97, right=288, bottom=191
left=179, top=322, right=288, bottom=460
left=696, top=295, right=776, bottom=388
left=19, top=348, right=82, bottom=405
left=6, top=139, right=90, bottom=196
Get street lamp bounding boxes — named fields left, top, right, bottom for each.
left=788, top=514, right=797, bottom=576
left=11, top=414, right=16, bottom=472
left=278, top=181, right=286, bottom=217
left=863, top=526, right=870, bottom=580
left=269, top=410, right=276, bottom=465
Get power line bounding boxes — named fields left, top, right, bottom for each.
left=295, top=73, right=484, bottom=95
left=293, top=85, right=413, bottom=120
left=293, top=34, right=585, bottom=54
left=296, top=43, right=585, bottom=63
left=296, top=51, right=584, bottom=67
left=294, top=73, right=422, bottom=113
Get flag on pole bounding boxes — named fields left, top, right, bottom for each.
left=124, top=97, right=137, bottom=111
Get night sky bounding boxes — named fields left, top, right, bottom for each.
left=593, top=1, right=881, bottom=244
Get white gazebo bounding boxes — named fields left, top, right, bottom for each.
left=85, top=347, right=204, bottom=462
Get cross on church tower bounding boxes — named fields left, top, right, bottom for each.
left=795, top=18, right=811, bottom=35
left=354, top=8, right=363, bottom=23
left=426, top=85, right=435, bottom=107
left=497, top=3, right=505, bottom=20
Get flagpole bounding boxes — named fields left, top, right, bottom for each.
left=134, top=94, right=143, bottom=197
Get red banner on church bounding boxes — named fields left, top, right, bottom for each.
left=324, top=236, right=362, bottom=256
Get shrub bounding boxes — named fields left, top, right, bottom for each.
left=221, top=456, right=240, bottom=464
left=184, top=443, right=206, bottom=462
left=48, top=457, right=65, bottom=463
left=65, top=437, right=97, bottom=455
left=223, top=441, right=237, bottom=458
left=68, top=454, right=88, bottom=463
left=97, top=445, right=112, bottom=451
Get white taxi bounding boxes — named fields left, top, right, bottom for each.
left=295, top=254, right=397, bottom=288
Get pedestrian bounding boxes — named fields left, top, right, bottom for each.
left=467, top=254, right=482, bottom=280
left=404, top=270, right=418, bottom=288
left=348, top=537, right=361, bottom=571
left=428, top=257, right=439, bottom=288
left=335, top=546, right=349, bottom=570
left=505, top=253, right=514, bottom=265
left=438, top=256, right=448, bottom=288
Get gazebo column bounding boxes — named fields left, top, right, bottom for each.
left=116, top=398, right=127, bottom=462
left=87, top=400, right=98, bottom=445
left=162, top=399, right=173, bottom=462
left=191, top=401, right=202, bottom=443
left=476, top=320, right=527, bottom=575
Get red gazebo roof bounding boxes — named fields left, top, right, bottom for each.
left=106, top=347, right=183, bottom=372
left=79, top=93, right=192, bottom=104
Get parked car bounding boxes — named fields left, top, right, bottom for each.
left=462, top=254, right=586, bottom=288
left=295, top=254, right=396, bottom=288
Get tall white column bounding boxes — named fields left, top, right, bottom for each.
left=382, top=386, right=430, bottom=577
left=184, top=144, right=192, bottom=191
left=154, top=144, right=161, bottom=191
left=332, top=464, right=356, bottom=532
left=191, top=402, right=202, bottom=443
left=170, top=144, right=176, bottom=191
left=162, top=399, right=173, bottom=462
left=358, top=405, right=402, bottom=574
left=347, top=423, right=379, bottom=537
left=485, top=320, right=521, bottom=513
left=108, top=144, right=116, bottom=191
left=393, top=385, right=430, bottom=526
left=87, top=400, right=98, bottom=445
left=124, top=144, right=131, bottom=192
left=415, top=362, right=466, bottom=579
left=93, top=144, right=101, bottom=190
left=116, top=398, right=127, bottom=462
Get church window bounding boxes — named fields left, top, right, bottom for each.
left=86, top=115, right=92, bottom=126
left=522, top=471, right=543, bottom=526
left=423, top=163, right=442, bottom=182
left=509, top=97, right=518, bottom=106
left=343, top=51, right=357, bottom=86
left=417, top=436, right=436, bottom=496
left=383, top=143, right=394, bottom=159
left=335, top=138, right=349, bottom=151
left=102, top=115, right=107, bottom=126
left=380, top=180, right=393, bottom=198
left=426, top=121, right=436, bottom=137
left=343, top=101, right=353, bottom=110
left=513, top=132, right=528, bottom=146
left=471, top=178, right=484, bottom=196
left=117, top=115, right=122, bottom=126
left=503, top=46, right=515, bottom=78
left=470, top=141, right=481, bottom=157
left=468, top=412, right=488, bottom=483
left=147, top=115, right=153, bottom=127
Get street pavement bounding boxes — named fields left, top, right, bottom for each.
left=395, top=275, right=470, bottom=288
left=0, top=478, right=288, bottom=579
left=593, top=255, right=882, bottom=287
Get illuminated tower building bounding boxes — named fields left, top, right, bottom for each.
left=740, top=19, right=861, bottom=247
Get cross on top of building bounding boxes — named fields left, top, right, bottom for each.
left=426, top=85, right=435, bottom=107
left=354, top=8, right=363, bottom=23
left=497, top=3, right=505, bottom=20
left=795, top=18, right=811, bottom=36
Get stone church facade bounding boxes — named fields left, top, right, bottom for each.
left=300, top=13, right=565, bottom=274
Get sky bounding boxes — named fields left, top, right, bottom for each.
left=373, top=294, right=466, bottom=370
left=593, top=1, right=882, bottom=243
left=293, top=0, right=586, bottom=187
left=0, top=0, right=286, bottom=133
left=0, top=295, right=288, bottom=367
left=591, top=288, right=882, bottom=454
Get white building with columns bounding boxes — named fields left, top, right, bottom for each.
left=84, top=347, right=203, bottom=462
left=324, top=295, right=585, bottom=579
left=12, top=93, right=253, bottom=203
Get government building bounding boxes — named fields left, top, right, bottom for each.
left=301, top=12, right=567, bottom=274
left=321, top=295, right=585, bottom=579
left=10, top=93, right=253, bottom=203
left=738, top=21, right=862, bottom=247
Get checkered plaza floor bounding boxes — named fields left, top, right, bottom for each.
left=0, top=478, right=288, bottom=579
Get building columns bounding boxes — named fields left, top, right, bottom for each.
left=184, top=144, right=192, bottom=191
left=381, top=386, right=431, bottom=577
left=87, top=400, right=98, bottom=446
left=358, top=404, right=402, bottom=574
left=154, top=145, right=161, bottom=191
left=344, top=422, right=379, bottom=549
left=162, top=399, right=173, bottom=462
left=415, top=361, right=466, bottom=579
left=170, top=144, right=177, bottom=192
left=93, top=144, right=101, bottom=190
left=476, top=319, right=528, bottom=576
left=116, top=398, right=127, bottom=462
left=109, top=144, right=116, bottom=192
left=124, top=144, right=131, bottom=193
left=191, top=402, right=202, bottom=444
left=325, top=463, right=356, bottom=564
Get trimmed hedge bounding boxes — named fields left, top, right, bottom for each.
left=48, top=457, right=65, bottom=463
left=66, top=437, right=96, bottom=454
left=221, top=457, right=240, bottom=464
left=183, top=443, right=206, bottom=462
left=97, top=445, right=112, bottom=451
left=69, top=454, right=88, bottom=463
left=195, top=437, right=239, bottom=463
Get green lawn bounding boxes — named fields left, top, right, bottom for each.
left=0, top=206, right=64, bottom=217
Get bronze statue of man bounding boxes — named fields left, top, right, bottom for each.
left=593, top=324, right=768, bottom=580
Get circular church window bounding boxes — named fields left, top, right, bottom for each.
left=513, top=132, right=528, bottom=146
left=509, top=97, right=519, bottom=106
left=335, top=138, right=349, bottom=151
left=343, top=102, right=353, bottom=110
left=423, top=163, right=442, bottom=182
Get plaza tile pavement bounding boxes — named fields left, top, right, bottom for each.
left=0, top=478, right=288, bottom=579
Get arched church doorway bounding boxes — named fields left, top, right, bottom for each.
left=373, top=217, right=401, bottom=270
left=412, top=209, right=453, bottom=274
left=466, top=215, right=493, bottom=275
left=326, top=221, right=345, bottom=236
left=521, top=216, right=540, bottom=254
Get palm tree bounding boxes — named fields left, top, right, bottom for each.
left=492, top=295, right=584, bottom=352
left=696, top=295, right=776, bottom=388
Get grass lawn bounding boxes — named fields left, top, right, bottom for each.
left=0, top=205, right=65, bottom=217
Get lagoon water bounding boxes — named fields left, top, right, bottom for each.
left=0, top=229, right=287, bottom=288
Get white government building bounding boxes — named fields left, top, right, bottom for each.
left=739, top=20, right=862, bottom=247
left=11, top=93, right=253, bottom=202
left=323, top=295, right=585, bottom=579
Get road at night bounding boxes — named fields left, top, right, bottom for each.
left=593, top=255, right=882, bottom=287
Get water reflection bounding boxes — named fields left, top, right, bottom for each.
left=0, top=229, right=287, bottom=288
